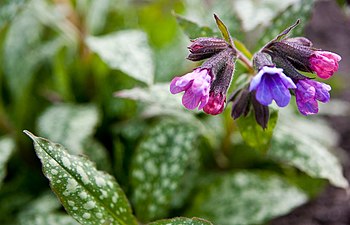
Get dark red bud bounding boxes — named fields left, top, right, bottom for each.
left=187, top=37, right=228, bottom=61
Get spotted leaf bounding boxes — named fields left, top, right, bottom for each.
left=148, top=217, right=213, bottom=225
left=268, top=109, right=349, bottom=189
left=37, top=104, right=99, bottom=155
left=131, top=119, right=200, bottom=222
left=187, top=171, right=307, bottom=225
left=86, top=30, right=154, bottom=85
left=24, top=130, right=138, bottom=225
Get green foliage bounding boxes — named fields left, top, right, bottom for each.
left=37, top=104, right=100, bottom=154
left=148, top=217, right=213, bottom=225
left=187, top=171, right=307, bottom=225
left=254, top=0, right=314, bottom=51
left=24, top=131, right=138, bottom=225
left=86, top=30, right=154, bottom=85
left=269, top=109, right=349, bottom=188
left=131, top=119, right=200, bottom=222
left=0, top=136, right=15, bottom=189
left=236, top=109, right=278, bottom=153
left=175, top=14, right=216, bottom=39
left=0, top=0, right=346, bottom=224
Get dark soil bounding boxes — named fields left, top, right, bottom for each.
left=270, top=1, right=350, bottom=225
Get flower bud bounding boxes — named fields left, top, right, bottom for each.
left=230, top=88, right=251, bottom=119
left=251, top=93, right=269, bottom=129
left=187, top=37, right=228, bottom=61
left=203, top=48, right=236, bottom=115
left=253, top=52, right=274, bottom=70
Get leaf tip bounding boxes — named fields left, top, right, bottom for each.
left=23, top=130, right=37, bottom=140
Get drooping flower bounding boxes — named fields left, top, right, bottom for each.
left=203, top=92, right=225, bottom=115
left=229, top=87, right=270, bottom=129
left=170, top=68, right=212, bottom=110
left=295, top=79, right=331, bottom=115
left=249, top=66, right=297, bottom=107
left=309, top=51, right=341, bottom=79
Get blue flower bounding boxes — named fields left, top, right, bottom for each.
left=249, top=66, right=296, bottom=107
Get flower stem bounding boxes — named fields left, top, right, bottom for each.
left=237, top=52, right=254, bottom=74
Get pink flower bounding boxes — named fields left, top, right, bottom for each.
left=170, top=68, right=212, bottom=110
left=203, top=92, right=225, bottom=115
left=309, top=51, right=341, bottom=79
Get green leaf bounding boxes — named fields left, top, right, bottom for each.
left=131, top=119, right=200, bottom=222
left=213, top=14, right=232, bottom=45
left=82, top=139, right=112, bottom=172
left=86, top=0, right=110, bottom=35
left=183, top=0, right=245, bottom=41
left=37, top=104, right=100, bottom=155
left=148, top=217, right=213, bottom=225
left=233, top=39, right=252, bottom=60
left=268, top=109, right=349, bottom=188
left=254, top=0, right=314, bottom=51
left=175, top=13, right=216, bottom=39
left=3, top=0, right=68, bottom=99
left=236, top=109, right=278, bottom=153
left=0, top=136, right=15, bottom=189
left=0, top=0, right=27, bottom=29
left=19, top=214, right=80, bottom=225
left=86, top=30, right=154, bottom=85
left=187, top=171, right=307, bottom=225
left=115, top=83, right=197, bottom=119
left=18, top=191, right=61, bottom=218
left=24, top=130, right=138, bottom=225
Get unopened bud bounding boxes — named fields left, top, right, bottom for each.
left=230, top=88, right=251, bottom=119
left=187, top=37, right=228, bottom=61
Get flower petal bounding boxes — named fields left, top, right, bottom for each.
left=269, top=75, right=291, bottom=107
left=255, top=75, right=273, bottom=106
left=182, top=88, right=202, bottom=110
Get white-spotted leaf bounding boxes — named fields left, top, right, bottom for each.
left=19, top=214, right=80, bottom=225
left=187, top=171, right=307, bottom=225
left=115, top=83, right=201, bottom=120
left=148, top=217, right=213, bottom=225
left=37, top=104, right=99, bottom=155
left=131, top=119, right=200, bottom=222
left=0, top=136, right=15, bottom=189
left=86, top=30, right=154, bottom=85
left=24, top=131, right=138, bottom=225
left=268, top=109, right=349, bottom=189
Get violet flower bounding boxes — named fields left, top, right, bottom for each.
left=170, top=68, right=212, bottom=110
left=249, top=66, right=296, bottom=107
left=309, top=51, right=341, bottom=79
left=295, top=79, right=331, bottom=115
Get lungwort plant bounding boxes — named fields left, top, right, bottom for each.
left=0, top=0, right=348, bottom=225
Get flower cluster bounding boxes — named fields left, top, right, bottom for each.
left=170, top=38, right=236, bottom=115
left=170, top=20, right=341, bottom=128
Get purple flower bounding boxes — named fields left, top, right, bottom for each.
left=170, top=68, right=212, bottom=110
left=249, top=66, right=296, bottom=107
left=309, top=51, right=341, bottom=79
left=295, top=79, right=331, bottom=115
left=203, top=92, right=225, bottom=115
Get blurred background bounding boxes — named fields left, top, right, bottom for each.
left=1, top=0, right=350, bottom=224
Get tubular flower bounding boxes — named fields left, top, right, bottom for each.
left=309, top=51, right=341, bottom=79
left=249, top=66, right=296, bottom=107
left=203, top=92, right=225, bottom=115
left=295, top=79, right=331, bottom=115
left=170, top=68, right=212, bottom=110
